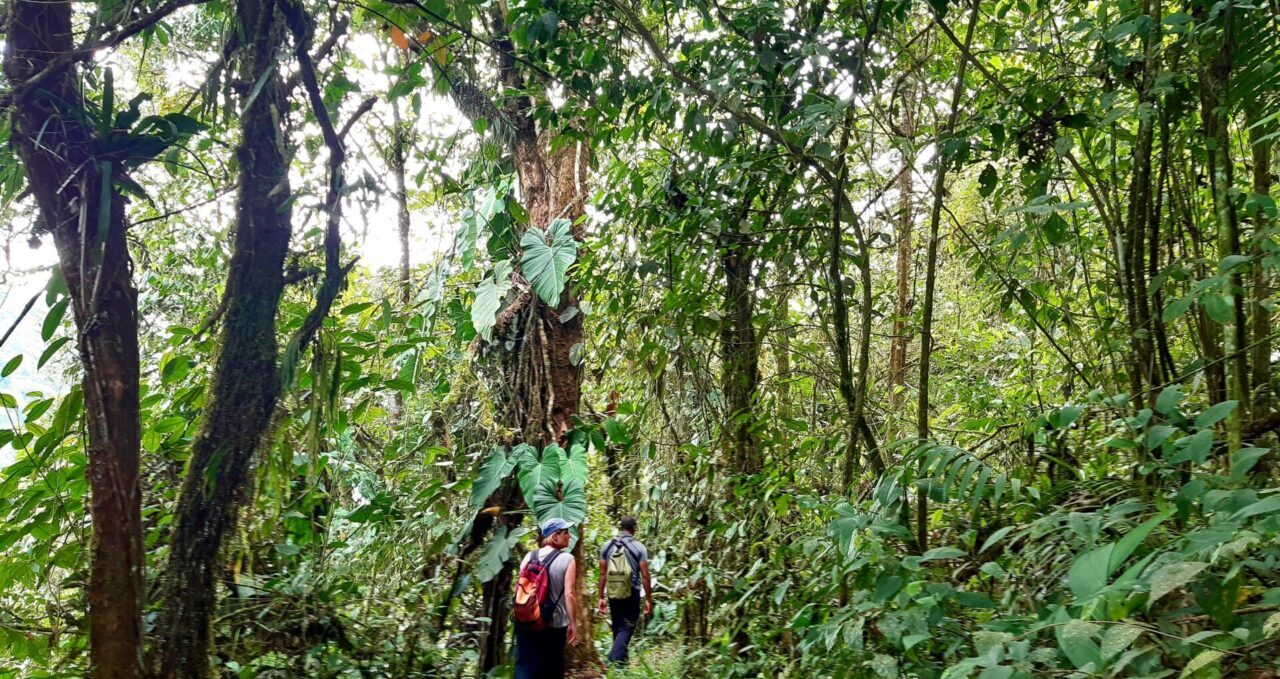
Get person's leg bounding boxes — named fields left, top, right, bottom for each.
left=607, top=591, right=641, bottom=664
left=545, top=626, right=568, bottom=678
left=513, top=627, right=537, bottom=679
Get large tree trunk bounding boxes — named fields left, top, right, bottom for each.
left=151, top=0, right=294, bottom=674
left=462, top=11, right=594, bottom=671
left=720, top=223, right=763, bottom=476
left=4, top=4, right=144, bottom=677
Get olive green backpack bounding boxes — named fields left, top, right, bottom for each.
left=605, top=539, right=639, bottom=599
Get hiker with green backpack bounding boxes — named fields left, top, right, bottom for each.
left=596, top=516, right=653, bottom=665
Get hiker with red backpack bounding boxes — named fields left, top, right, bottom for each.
left=512, top=518, right=578, bottom=679
left=596, top=516, right=653, bottom=665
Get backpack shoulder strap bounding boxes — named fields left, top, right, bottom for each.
left=622, top=542, right=642, bottom=562
left=543, top=549, right=567, bottom=606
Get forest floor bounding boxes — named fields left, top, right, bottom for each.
left=604, top=640, right=682, bottom=678
left=563, top=633, right=681, bottom=679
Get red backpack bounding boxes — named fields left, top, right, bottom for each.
left=512, top=549, right=564, bottom=631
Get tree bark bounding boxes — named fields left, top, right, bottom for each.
left=1122, top=0, right=1161, bottom=407
left=151, top=0, right=294, bottom=674
left=831, top=124, right=877, bottom=490
left=390, top=94, right=413, bottom=422
left=4, top=3, right=144, bottom=676
left=1152, top=103, right=1178, bottom=384
left=720, top=215, right=763, bottom=476
left=771, top=287, right=795, bottom=429
left=393, top=99, right=413, bottom=307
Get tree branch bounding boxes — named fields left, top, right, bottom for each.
left=3, top=0, right=210, bottom=107
left=281, top=0, right=362, bottom=358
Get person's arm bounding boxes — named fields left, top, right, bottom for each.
left=639, top=561, right=654, bottom=614
left=596, top=558, right=609, bottom=613
left=565, top=557, right=578, bottom=645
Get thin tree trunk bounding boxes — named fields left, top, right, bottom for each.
left=4, top=4, right=144, bottom=677
left=772, top=288, right=794, bottom=425
left=1197, top=2, right=1246, bottom=449
left=1247, top=102, right=1274, bottom=414
left=889, top=88, right=916, bottom=440
left=152, top=0, right=294, bottom=674
left=827, top=4, right=886, bottom=491
left=918, top=2, right=980, bottom=552
left=1173, top=159, right=1226, bottom=402
left=1122, top=0, right=1161, bottom=407
left=393, top=102, right=413, bottom=306
left=1152, top=103, right=1178, bottom=383
left=390, top=96, right=412, bottom=422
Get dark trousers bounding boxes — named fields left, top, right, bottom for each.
left=514, top=625, right=567, bottom=679
left=607, top=590, right=642, bottom=664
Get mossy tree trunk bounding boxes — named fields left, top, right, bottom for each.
left=151, top=0, right=294, bottom=674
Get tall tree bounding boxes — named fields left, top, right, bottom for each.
left=888, top=79, right=918, bottom=440
left=151, top=0, right=294, bottom=670
left=0, top=0, right=197, bottom=672
left=152, top=1, right=362, bottom=673
left=1196, top=2, right=1247, bottom=449
left=440, top=6, right=595, bottom=668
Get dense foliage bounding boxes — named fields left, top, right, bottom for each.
left=0, top=0, right=1277, bottom=676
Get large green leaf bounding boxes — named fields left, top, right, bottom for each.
left=563, top=439, right=588, bottom=486
left=1230, top=495, right=1280, bottom=521
left=532, top=477, right=587, bottom=525
left=1068, top=544, right=1114, bottom=599
left=1110, top=512, right=1169, bottom=571
left=516, top=443, right=565, bottom=507
left=1055, top=618, right=1103, bottom=670
left=1100, top=623, right=1143, bottom=662
left=470, top=446, right=518, bottom=509
left=520, top=218, right=578, bottom=305
left=475, top=526, right=530, bottom=583
left=1147, top=561, right=1208, bottom=608
left=472, top=260, right=513, bottom=342
left=42, top=298, right=69, bottom=341
left=1195, top=400, right=1237, bottom=429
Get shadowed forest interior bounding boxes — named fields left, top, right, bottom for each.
left=0, top=0, right=1279, bottom=676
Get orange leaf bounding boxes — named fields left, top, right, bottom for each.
left=390, top=26, right=409, bottom=50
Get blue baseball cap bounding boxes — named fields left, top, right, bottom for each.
left=540, top=518, right=575, bottom=538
